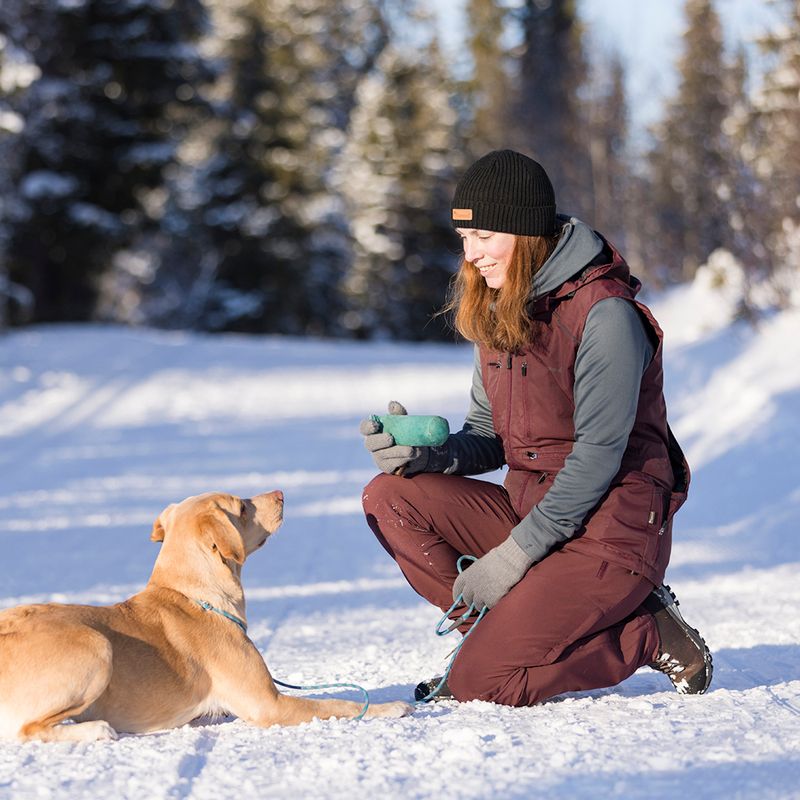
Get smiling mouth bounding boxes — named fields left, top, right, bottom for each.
left=477, top=264, right=496, bottom=274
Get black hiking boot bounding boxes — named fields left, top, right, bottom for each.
left=642, top=584, right=713, bottom=695
left=414, top=676, right=454, bottom=702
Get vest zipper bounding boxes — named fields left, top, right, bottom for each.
left=505, top=352, right=513, bottom=437
left=521, top=361, right=527, bottom=376
left=658, top=494, right=670, bottom=535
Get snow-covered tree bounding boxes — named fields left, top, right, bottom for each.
left=0, top=0, right=211, bottom=323
left=116, top=0, right=391, bottom=335
left=718, top=46, right=774, bottom=287
left=464, top=0, right=512, bottom=155
left=0, top=30, right=36, bottom=327
left=646, top=0, right=734, bottom=281
left=335, top=33, right=463, bottom=341
left=509, top=0, right=593, bottom=220
left=751, top=0, right=800, bottom=292
left=586, top=51, right=630, bottom=248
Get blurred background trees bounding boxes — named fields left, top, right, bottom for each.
left=0, top=0, right=211, bottom=325
left=0, top=0, right=798, bottom=338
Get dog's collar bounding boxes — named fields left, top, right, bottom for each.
left=195, top=600, right=247, bottom=634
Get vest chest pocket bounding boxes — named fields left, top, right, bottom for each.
left=483, top=352, right=509, bottom=436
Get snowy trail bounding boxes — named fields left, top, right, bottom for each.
left=1, top=307, right=799, bottom=798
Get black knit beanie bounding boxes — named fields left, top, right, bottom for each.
left=451, top=149, right=557, bottom=236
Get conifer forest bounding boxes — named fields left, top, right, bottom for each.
left=0, top=0, right=798, bottom=340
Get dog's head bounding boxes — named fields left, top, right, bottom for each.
left=150, top=490, right=284, bottom=567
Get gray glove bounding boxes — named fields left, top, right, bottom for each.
left=360, top=401, right=430, bottom=476
left=452, top=536, right=534, bottom=609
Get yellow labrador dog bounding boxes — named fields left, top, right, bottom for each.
left=0, top=490, right=411, bottom=742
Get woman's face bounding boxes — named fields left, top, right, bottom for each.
left=456, top=229, right=517, bottom=289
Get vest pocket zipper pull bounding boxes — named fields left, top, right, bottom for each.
left=521, top=361, right=527, bottom=376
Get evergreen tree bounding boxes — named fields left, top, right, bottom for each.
left=0, top=31, right=37, bottom=326
left=751, top=0, right=800, bottom=281
left=721, top=46, right=773, bottom=283
left=336, top=35, right=463, bottom=341
left=464, top=0, right=511, bottom=155
left=126, top=0, right=391, bottom=335
left=0, top=0, right=211, bottom=323
left=586, top=51, right=630, bottom=249
left=509, top=0, right=593, bottom=220
left=646, top=0, right=731, bottom=281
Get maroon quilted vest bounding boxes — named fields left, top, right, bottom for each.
left=479, top=245, right=690, bottom=583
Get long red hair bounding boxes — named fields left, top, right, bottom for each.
left=444, top=234, right=559, bottom=352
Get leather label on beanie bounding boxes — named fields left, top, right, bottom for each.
left=452, top=208, right=473, bottom=221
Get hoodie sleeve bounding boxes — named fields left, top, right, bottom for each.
left=427, top=345, right=506, bottom=475
left=509, top=297, right=655, bottom=562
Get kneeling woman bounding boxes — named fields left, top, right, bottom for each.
left=360, top=150, right=712, bottom=706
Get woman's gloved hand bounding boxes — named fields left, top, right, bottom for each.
left=452, top=536, right=534, bottom=609
left=360, top=401, right=430, bottom=476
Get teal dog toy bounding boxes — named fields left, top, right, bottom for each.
left=371, top=414, right=450, bottom=447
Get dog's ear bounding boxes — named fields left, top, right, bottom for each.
left=151, top=503, right=176, bottom=543
left=151, top=518, right=165, bottom=543
left=198, top=511, right=245, bottom=565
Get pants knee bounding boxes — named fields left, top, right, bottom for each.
left=361, top=472, right=397, bottom=516
left=362, top=472, right=426, bottom=528
left=449, top=664, right=538, bottom=707
left=448, top=640, right=543, bottom=707
left=362, top=472, right=418, bottom=554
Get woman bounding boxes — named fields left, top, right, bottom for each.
left=360, top=149, right=712, bottom=706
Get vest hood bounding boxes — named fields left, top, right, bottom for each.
left=532, top=215, right=605, bottom=298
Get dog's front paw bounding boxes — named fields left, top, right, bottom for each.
left=87, top=720, right=119, bottom=741
left=63, top=720, right=119, bottom=742
left=367, top=701, right=414, bottom=719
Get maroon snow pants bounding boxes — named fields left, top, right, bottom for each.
left=363, top=472, right=661, bottom=707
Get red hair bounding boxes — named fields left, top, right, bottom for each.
left=444, top=234, right=559, bottom=351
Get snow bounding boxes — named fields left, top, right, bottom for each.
left=20, top=170, right=78, bottom=201
left=1, top=277, right=800, bottom=798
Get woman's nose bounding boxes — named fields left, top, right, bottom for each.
left=463, top=239, right=481, bottom=263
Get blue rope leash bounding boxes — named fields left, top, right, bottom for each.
left=275, top=554, right=486, bottom=714
left=415, top=555, right=488, bottom=704
left=273, top=678, right=370, bottom=722
left=195, top=598, right=370, bottom=721
left=197, top=552, right=487, bottom=718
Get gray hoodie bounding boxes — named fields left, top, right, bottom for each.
left=431, top=217, right=654, bottom=564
